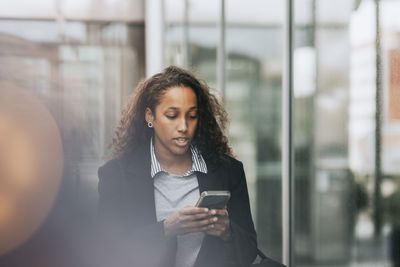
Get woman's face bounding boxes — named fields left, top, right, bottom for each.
left=146, top=86, right=198, bottom=160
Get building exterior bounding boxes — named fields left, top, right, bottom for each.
left=0, top=0, right=399, bottom=266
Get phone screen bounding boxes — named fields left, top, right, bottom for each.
left=196, top=191, right=230, bottom=209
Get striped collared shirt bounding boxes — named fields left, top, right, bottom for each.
left=150, top=137, right=207, bottom=267
left=150, top=137, right=207, bottom=177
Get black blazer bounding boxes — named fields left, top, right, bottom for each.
left=97, top=139, right=257, bottom=267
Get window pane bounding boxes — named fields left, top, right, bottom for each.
left=294, top=0, right=400, bottom=266
left=225, top=24, right=284, bottom=260
left=165, top=0, right=219, bottom=79
left=166, top=0, right=285, bottom=261
left=226, top=1, right=284, bottom=260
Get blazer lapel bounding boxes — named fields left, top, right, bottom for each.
left=124, top=141, right=158, bottom=224
left=197, top=159, right=225, bottom=193
left=195, top=160, right=227, bottom=267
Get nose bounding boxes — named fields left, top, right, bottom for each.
left=177, top=117, right=188, bottom=133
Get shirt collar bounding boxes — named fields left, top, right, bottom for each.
left=150, top=137, right=207, bottom=178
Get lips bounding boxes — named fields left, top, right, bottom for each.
left=173, top=137, right=190, bottom=147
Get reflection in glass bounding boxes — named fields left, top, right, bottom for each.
left=294, top=0, right=400, bottom=266
left=165, top=0, right=285, bottom=261
left=0, top=19, right=144, bottom=266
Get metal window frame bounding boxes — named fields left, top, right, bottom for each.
left=217, top=0, right=226, bottom=96
left=282, top=0, right=294, bottom=266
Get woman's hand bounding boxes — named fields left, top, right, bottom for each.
left=163, top=206, right=217, bottom=236
left=205, top=209, right=231, bottom=241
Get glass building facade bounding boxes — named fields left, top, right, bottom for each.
left=0, top=0, right=399, bottom=266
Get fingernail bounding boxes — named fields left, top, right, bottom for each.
left=213, top=217, right=218, bottom=222
left=204, top=208, right=209, bottom=212
left=211, top=210, right=216, bottom=215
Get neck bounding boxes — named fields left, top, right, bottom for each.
left=157, top=149, right=191, bottom=166
left=154, top=146, right=192, bottom=175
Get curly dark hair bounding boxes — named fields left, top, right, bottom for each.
left=110, top=65, right=233, bottom=162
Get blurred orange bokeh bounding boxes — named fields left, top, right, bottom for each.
left=0, top=83, right=63, bottom=255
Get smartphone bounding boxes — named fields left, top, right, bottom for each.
left=195, top=190, right=231, bottom=209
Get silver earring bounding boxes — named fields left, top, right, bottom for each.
left=148, top=121, right=153, bottom=128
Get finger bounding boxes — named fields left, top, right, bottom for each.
left=181, top=212, right=216, bottom=224
left=206, top=221, right=230, bottom=236
left=185, top=216, right=218, bottom=228
left=183, top=222, right=215, bottom=234
left=196, top=223, right=216, bottom=233
left=208, top=209, right=228, bottom=217
left=216, top=215, right=229, bottom=225
left=190, top=212, right=214, bottom=220
left=210, top=219, right=229, bottom=231
left=208, top=209, right=217, bottom=216
left=181, top=207, right=209, bottom=215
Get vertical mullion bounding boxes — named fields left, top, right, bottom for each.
left=282, top=0, right=294, bottom=266
left=217, top=0, right=226, bottom=96
left=183, top=0, right=189, bottom=68
left=373, top=0, right=382, bottom=237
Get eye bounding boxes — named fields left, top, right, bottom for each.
left=188, top=113, right=198, bottom=119
left=165, top=114, right=177, bottom=119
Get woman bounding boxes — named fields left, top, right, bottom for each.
left=97, top=66, right=257, bottom=267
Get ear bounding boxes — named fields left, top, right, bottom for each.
left=145, top=107, right=154, bottom=123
